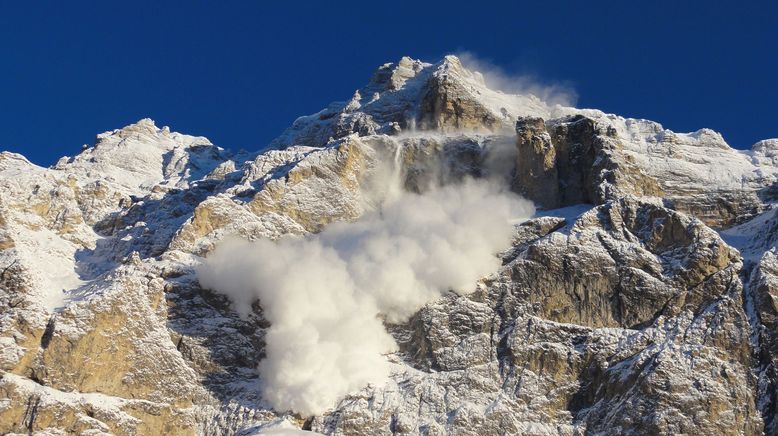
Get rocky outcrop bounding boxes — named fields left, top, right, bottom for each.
left=317, top=198, right=760, bottom=435
left=515, top=115, right=664, bottom=209
left=513, top=117, right=560, bottom=208
left=514, top=114, right=768, bottom=228
left=417, top=56, right=503, bottom=132
left=748, top=252, right=778, bottom=434
left=0, top=266, right=206, bottom=435
left=0, top=372, right=199, bottom=435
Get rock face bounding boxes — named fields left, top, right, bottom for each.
left=514, top=114, right=765, bottom=227
left=317, top=197, right=758, bottom=435
left=748, top=252, right=778, bottom=435
left=1, top=56, right=778, bottom=435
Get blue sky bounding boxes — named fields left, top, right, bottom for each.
left=1, top=1, right=776, bottom=165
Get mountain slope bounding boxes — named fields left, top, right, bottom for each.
left=1, top=56, right=777, bottom=435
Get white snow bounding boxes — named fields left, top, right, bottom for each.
left=0, top=224, right=90, bottom=311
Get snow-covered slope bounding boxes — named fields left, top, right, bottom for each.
left=53, top=118, right=231, bottom=194
left=1, top=55, right=777, bottom=435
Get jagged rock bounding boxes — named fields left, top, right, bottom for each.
left=515, top=115, right=663, bottom=209
left=0, top=372, right=199, bottom=435
left=747, top=252, right=778, bottom=434
left=269, top=55, right=555, bottom=151
left=513, top=117, right=560, bottom=208
left=316, top=198, right=760, bottom=435
left=418, top=56, right=504, bottom=132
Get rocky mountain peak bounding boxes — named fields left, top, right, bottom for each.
left=100, top=117, right=164, bottom=140
left=367, top=56, right=429, bottom=92
left=269, top=55, right=559, bottom=151
left=50, top=118, right=225, bottom=195
left=753, top=138, right=778, bottom=154
left=2, top=56, right=778, bottom=435
left=0, top=151, right=34, bottom=172
left=434, top=54, right=482, bottom=84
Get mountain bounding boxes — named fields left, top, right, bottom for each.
left=1, top=55, right=777, bottom=435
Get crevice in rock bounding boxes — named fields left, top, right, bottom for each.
left=39, top=316, right=55, bottom=350
left=741, top=261, right=778, bottom=435
left=22, top=395, right=41, bottom=433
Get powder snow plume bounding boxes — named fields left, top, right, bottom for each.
left=456, top=51, right=578, bottom=108
left=197, top=176, right=534, bottom=416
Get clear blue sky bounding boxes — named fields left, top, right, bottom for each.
left=1, top=1, right=776, bottom=166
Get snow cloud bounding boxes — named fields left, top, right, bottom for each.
left=197, top=151, right=534, bottom=416
left=456, top=51, right=578, bottom=107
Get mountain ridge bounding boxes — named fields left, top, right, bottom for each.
left=1, top=55, right=777, bottom=435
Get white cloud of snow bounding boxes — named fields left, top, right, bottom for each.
left=456, top=51, right=578, bottom=107
left=197, top=152, right=534, bottom=416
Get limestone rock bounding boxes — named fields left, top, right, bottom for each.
left=747, top=252, right=778, bottom=434
left=315, top=198, right=760, bottom=435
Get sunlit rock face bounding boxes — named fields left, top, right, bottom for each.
left=1, top=55, right=778, bottom=435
